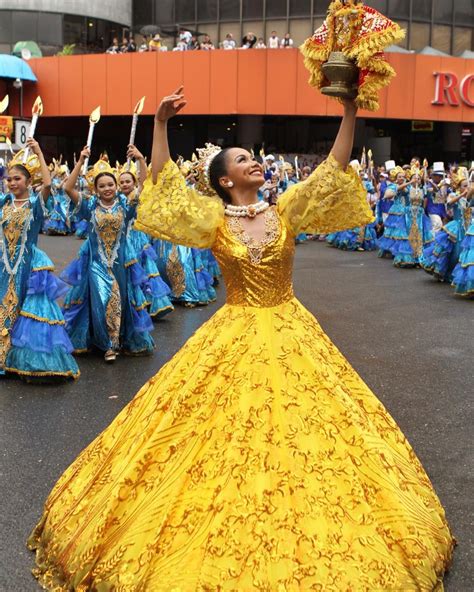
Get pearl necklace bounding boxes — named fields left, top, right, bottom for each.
left=98, top=197, right=117, bottom=210
left=224, top=201, right=269, bottom=218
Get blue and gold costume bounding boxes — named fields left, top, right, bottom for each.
left=422, top=174, right=473, bottom=284
left=61, top=161, right=154, bottom=355
left=0, top=152, right=79, bottom=379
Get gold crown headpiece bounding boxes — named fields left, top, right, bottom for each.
left=389, top=165, right=404, bottom=181
left=407, top=165, right=421, bottom=180
left=8, top=149, right=42, bottom=184
left=192, top=143, right=222, bottom=197
left=85, top=159, right=117, bottom=191
left=117, top=160, right=138, bottom=181
left=452, top=167, right=469, bottom=189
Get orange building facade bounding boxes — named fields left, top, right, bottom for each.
left=0, top=49, right=472, bottom=164
left=0, top=49, right=472, bottom=121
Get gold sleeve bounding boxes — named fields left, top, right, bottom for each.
left=135, top=159, right=225, bottom=248
left=277, top=153, right=375, bottom=235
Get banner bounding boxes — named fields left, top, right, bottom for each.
left=0, top=116, right=13, bottom=142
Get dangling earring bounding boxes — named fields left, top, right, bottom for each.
left=227, top=181, right=234, bottom=188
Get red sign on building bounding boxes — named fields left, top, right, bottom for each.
left=432, top=72, right=474, bottom=107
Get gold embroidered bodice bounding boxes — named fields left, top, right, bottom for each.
left=95, top=207, right=124, bottom=263
left=135, top=155, right=374, bottom=308
left=2, top=202, right=31, bottom=260
left=212, top=207, right=295, bottom=308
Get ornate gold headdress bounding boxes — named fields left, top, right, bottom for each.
left=407, top=165, right=421, bottom=180
left=389, top=165, right=404, bottom=181
left=117, top=160, right=138, bottom=181
left=8, top=149, right=42, bottom=183
left=191, top=143, right=222, bottom=197
left=85, top=159, right=117, bottom=191
left=452, top=167, right=469, bottom=189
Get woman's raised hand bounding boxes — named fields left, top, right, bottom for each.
left=79, top=146, right=91, bottom=163
left=26, top=138, right=41, bottom=156
left=127, top=144, right=144, bottom=161
left=155, top=86, right=187, bottom=122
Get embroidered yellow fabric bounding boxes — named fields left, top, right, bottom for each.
left=29, top=299, right=453, bottom=590
left=277, top=153, right=374, bottom=234
left=135, top=159, right=225, bottom=248
left=29, top=154, right=453, bottom=590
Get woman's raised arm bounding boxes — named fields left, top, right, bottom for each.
left=151, top=86, right=186, bottom=183
left=64, top=147, right=90, bottom=204
left=330, top=99, right=358, bottom=169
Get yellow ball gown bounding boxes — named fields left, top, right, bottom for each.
left=29, top=155, right=454, bottom=591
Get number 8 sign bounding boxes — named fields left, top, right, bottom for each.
left=15, top=120, right=30, bottom=148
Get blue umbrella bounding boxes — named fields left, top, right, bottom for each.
left=0, top=54, right=37, bottom=82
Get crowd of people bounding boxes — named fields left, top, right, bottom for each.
left=106, top=28, right=295, bottom=54
left=0, top=133, right=472, bottom=383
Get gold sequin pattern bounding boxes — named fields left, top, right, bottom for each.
left=213, top=208, right=295, bottom=307
left=95, top=208, right=124, bottom=263
left=2, top=202, right=30, bottom=260
left=105, top=278, right=121, bottom=349
left=165, top=245, right=186, bottom=298
left=29, top=298, right=453, bottom=590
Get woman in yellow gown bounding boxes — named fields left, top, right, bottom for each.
left=29, top=89, right=454, bottom=591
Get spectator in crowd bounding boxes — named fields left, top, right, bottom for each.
left=173, top=41, right=187, bottom=52
left=189, top=35, right=201, bottom=50
left=268, top=31, right=279, bottom=48
left=138, top=36, right=149, bottom=52
left=121, top=36, right=136, bottom=52
left=242, top=32, right=257, bottom=49
left=280, top=33, right=294, bottom=48
left=221, top=33, right=236, bottom=50
left=200, top=35, right=215, bottom=50
left=106, top=37, right=120, bottom=54
left=179, top=27, right=193, bottom=48
left=255, top=37, right=266, bottom=49
left=149, top=33, right=162, bottom=52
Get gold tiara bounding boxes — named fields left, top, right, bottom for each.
left=192, top=143, right=222, bottom=198
left=8, top=149, right=42, bottom=183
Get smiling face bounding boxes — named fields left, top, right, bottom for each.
left=396, top=172, right=406, bottom=185
left=6, top=166, right=30, bottom=198
left=119, top=172, right=136, bottom=196
left=95, top=174, right=117, bottom=202
left=219, top=148, right=265, bottom=195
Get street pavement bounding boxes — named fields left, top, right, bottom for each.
left=1, top=234, right=472, bottom=591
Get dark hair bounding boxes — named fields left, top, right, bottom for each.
left=209, top=148, right=232, bottom=203
left=94, top=172, right=117, bottom=189
left=9, top=164, right=31, bottom=180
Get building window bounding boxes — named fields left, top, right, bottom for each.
left=366, top=1, right=388, bottom=13
left=409, top=22, right=430, bottom=51
left=134, top=0, right=154, bottom=28
left=313, top=1, right=330, bottom=16
left=412, top=0, right=432, bottom=21
left=289, top=0, right=311, bottom=17
left=12, top=11, right=38, bottom=44
left=266, top=0, right=288, bottom=18
left=64, top=14, right=85, bottom=46
left=155, top=0, right=174, bottom=24
left=454, top=0, right=474, bottom=26
left=220, top=0, right=241, bottom=21
left=176, top=0, right=195, bottom=23
left=243, top=0, right=263, bottom=20
left=38, top=12, right=63, bottom=47
left=198, top=0, right=218, bottom=22
left=453, top=26, right=473, bottom=54
left=432, top=25, right=452, bottom=53
left=388, top=0, right=410, bottom=19
left=434, top=0, right=454, bottom=24
left=0, top=10, right=12, bottom=44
